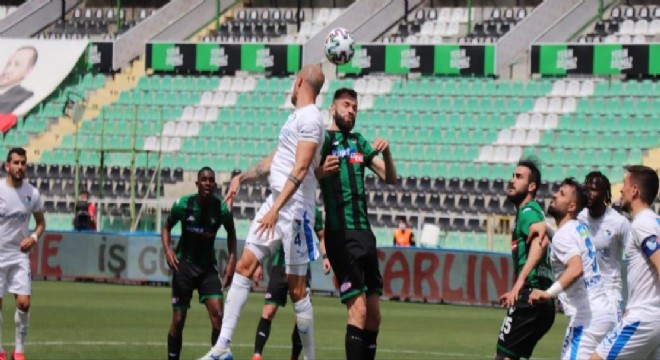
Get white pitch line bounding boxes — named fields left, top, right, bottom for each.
left=20, top=341, right=487, bottom=358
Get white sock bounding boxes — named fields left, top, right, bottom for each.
left=14, top=310, right=29, bottom=354
left=293, top=294, right=315, bottom=360
left=215, top=273, right=251, bottom=349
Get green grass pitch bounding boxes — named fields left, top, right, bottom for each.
left=0, top=281, right=568, bottom=359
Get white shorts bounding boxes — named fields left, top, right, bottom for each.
left=607, top=290, right=624, bottom=322
left=595, top=312, right=660, bottom=360
left=561, top=317, right=616, bottom=360
left=245, top=194, right=317, bottom=276
left=0, top=261, right=32, bottom=296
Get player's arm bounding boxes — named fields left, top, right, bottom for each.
left=162, top=203, right=182, bottom=270
left=224, top=150, right=275, bottom=207
left=222, top=204, right=238, bottom=286
left=530, top=255, right=582, bottom=304
left=22, top=211, right=46, bottom=252
left=317, top=228, right=331, bottom=274
left=641, top=234, right=660, bottom=286
left=256, top=141, right=318, bottom=238
left=501, top=233, right=548, bottom=307
left=368, top=138, right=397, bottom=185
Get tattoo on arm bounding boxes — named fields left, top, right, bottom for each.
left=287, top=174, right=302, bottom=187
left=240, top=156, right=272, bottom=182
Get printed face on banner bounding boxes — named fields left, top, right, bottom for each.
left=0, top=39, right=88, bottom=116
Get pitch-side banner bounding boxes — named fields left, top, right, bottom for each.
left=337, top=44, right=496, bottom=76
left=531, top=43, right=660, bottom=76
left=0, top=39, right=88, bottom=121
left=145, top=42, right=302, bottom=75
left=31, top=232, right=512, bottom=306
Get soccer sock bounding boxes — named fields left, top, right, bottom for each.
left=293, top=294, right=314, bottom=360
left=167, top=333, right=182, bottom=360
left=216, top=273, right=251, bottom=349
left=291, top=323, right=303, bottom=360
left=254, top=317, right=272, bottom=355
left=14, top=310, right=29, bottom=354
left=345, top=325, right=364, bottom=360
left=211, top=328, right=220, bottom=346
left=363, top=329, right=379, bottom=360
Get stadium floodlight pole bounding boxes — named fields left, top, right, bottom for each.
left=467, top=0, right=472, bottom=37
left=129, top=104, right=137, bottom=231
left=598, top=0, right=604, bottom=19
left=215, top=0, right=221, bottom=34
left=155, top=107, right=164, bottom=232
left=61, top=91, right=86, bottom=207
left=116, top=0, right=121, bottom=35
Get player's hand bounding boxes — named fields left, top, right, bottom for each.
left=527, top=222, right=548, bottom=244
left=19, top=237, right=37, bottom=253
left=322, top=258, right=331, bottom=275
left=253, top=265, right=264, bottom=285
left=223, top=255, right=236, bottom=288
left=372, top=138, right=389, bottom=154
left=321, top=155, right=339, bottom=177
left=223, top=176, right=241, bottom=208
left=256, top=209, right=278, bottom=240
left=165, top=248, right=179, bottom=271
left=499, top=291, right=516, bottom=308
left=528, top=289, right=550, bottom=305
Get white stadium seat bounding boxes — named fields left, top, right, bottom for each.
left=551, top=80, right=567, bottom=97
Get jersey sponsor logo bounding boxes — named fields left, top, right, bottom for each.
left=0, top=211, right=29, bottom=221
left=349, top=152, right=364, bottom=164
left=577, top=223, right=590, bottom=238
left=583, top=274, right=602, bottom=289
left=340, top=281, right=352, bottom=292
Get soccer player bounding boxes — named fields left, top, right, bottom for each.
left=199, top=64, right=326, bottom=360
left=578, top=171, right=630, bottom=320
left=529, top=178, right=616, bottom=360
left=251, top=207, right=331, bottom=360
left=495, top=159, right=555, bottom=360
left=0, top=147, right=45, bottom=360
left=316, top=88, right=397, bottom=360
left=162, top=167, right=237, bottom=360
left=592, top=165, right=660, bottom=360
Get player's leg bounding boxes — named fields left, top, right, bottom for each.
left=199, top=266, right=225, bottom=347
left=290, top=322, right=303, bottom=360
left=495, top=299, right=551, bottom=360
left=8, top=261, right=31, bottom=360
left=362, top=231, right=384, bottom=360
left=285, top=211, right=318, bottom=360
left=593, top=315, right=660, bottom=360
left=254, top=265, right=287, bottom=359
left=344, top=294, right=367, bottom=360
left=0, top=266, right=6, bottom=358
left=169, top=262, right=194, bottom=360
left=287, top=272, right=314, bottom=360
left=202, top=199, right=278, bottom=359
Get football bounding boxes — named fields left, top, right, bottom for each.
left=324, top=27, right=355, bottom=65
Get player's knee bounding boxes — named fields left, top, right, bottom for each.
left=289, top=285, right=307, bottom=302
left=235, top=256, right=259, bottom=277
left=347, top=297, right=367, bottom=326
left=16, top=299, right=30, bottom=312
left=262, top=305, right=278, bottom=320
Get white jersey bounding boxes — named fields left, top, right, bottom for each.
left=0, top=179, right=42, bottom=265
left=551, top=220, right=612, bottom=323
left=577, top=208, right=630, bottom=299
left=268, top=104, right=324, bottom=208
left=625, top=208, right=660, bottom=321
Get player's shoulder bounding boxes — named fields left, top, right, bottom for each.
left=296, top=104, right=322, bottom=118
left=351, top=131, right=369, bottom=142
left=577, top=208, right=588, bottom=222
left=519, top=200, right=544, bottom=218
left=632, top=208, right=659, bottom=230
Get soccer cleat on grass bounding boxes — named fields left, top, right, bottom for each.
left=251, top=354, right=262, bottom=360
left=197, top=347, right=233, bottom=360
left=11, top=352, right=24, bottom=360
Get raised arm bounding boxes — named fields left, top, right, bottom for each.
left=368, top=138, right=397, bottom=185
left=224, top=151, right=275, bottom=207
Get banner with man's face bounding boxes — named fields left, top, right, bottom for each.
left=0, top=39, right=89, bottom=120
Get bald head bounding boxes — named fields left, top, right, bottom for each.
left=291, top=64, right=325, bottom=107
left=299, top=64, right=325, bottom=96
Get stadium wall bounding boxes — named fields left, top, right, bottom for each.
left=31, top=231, right=513, bottom=307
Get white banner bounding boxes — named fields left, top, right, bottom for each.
left=0, top=39, right=88, bottom=117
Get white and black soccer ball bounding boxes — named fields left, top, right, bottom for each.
left=324, top=27, right=355, bottom=65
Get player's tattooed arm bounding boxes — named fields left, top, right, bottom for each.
left=239, top=151, right=275, bottom=183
